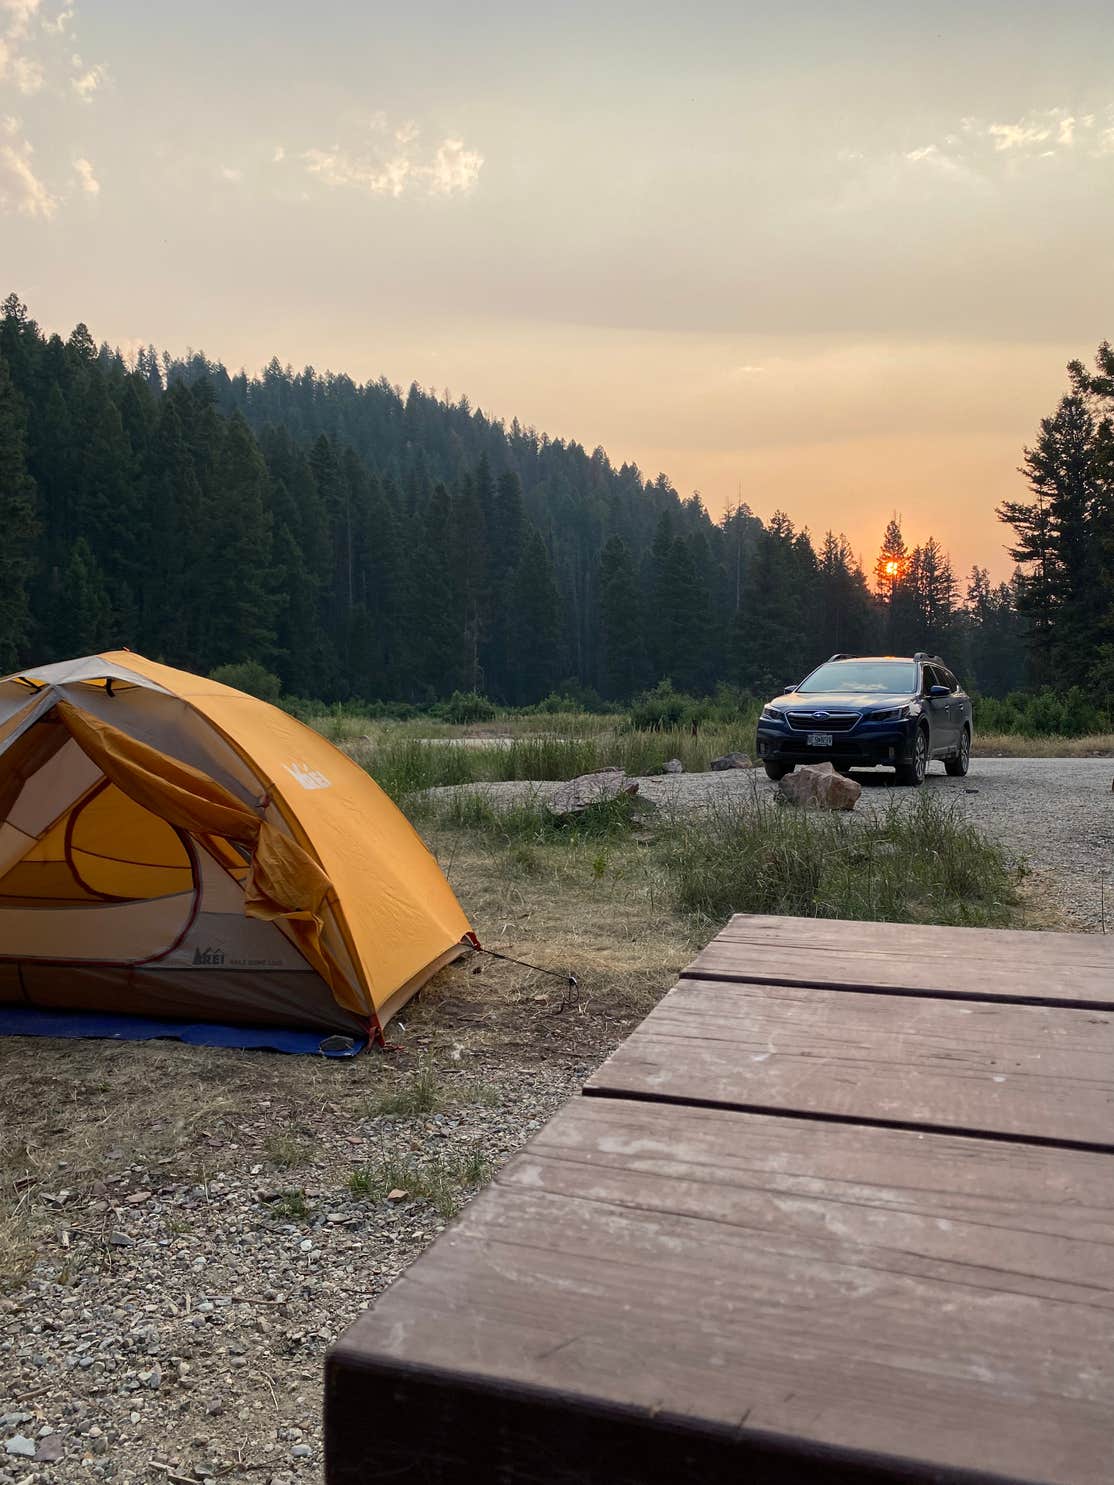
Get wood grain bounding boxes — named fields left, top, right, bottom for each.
left=585, top=977, right=1114, bottom=1148
left=682, top=915, right=1114, bottom=1009
left=327, top=1099, right=1114, bottom=1484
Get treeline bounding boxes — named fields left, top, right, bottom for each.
left=0, top=292, right=1035, bottom=703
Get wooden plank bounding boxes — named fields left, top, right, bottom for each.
left=326, top=1098, right=1114, bottom=1484
left=682, top=916, right=1114, bottom=1009
left=584, top=978, right=1114, bottom=1149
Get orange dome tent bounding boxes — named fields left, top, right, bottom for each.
left=0, top=653, right=471, bottom=1043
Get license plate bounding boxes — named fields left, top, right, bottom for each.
left=807, top=733, right=833, bottom=747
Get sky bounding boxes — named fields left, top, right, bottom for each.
left=3, top=0, right=1113, bottom=582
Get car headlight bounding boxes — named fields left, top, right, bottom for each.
left=760, top=705, right=786, bottom=722
left=870, top=703, right=918, bottom=722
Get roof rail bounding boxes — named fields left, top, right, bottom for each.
left=828, top=652, right=850, bottom=662
left=913, top=651, right=944, bottom=663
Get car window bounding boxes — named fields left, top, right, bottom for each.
left=940, top=668, right=960, bottom=693
left=921, top=665, right=940, bottom=693
left=797, top=660, right=917, bottom=693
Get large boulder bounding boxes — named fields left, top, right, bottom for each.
left=778, top=761, right=861, bottom=811
left=548, top=767, right=639, bottom=817
left=710, top=752, right=752, bottom=771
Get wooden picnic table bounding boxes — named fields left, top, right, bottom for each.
left=326, top=915, right=1114, bottom=1484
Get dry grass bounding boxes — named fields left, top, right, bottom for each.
left=974, top=732, right=1114, bottom=758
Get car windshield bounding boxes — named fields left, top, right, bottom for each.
left=797, top=660, right=917, bottom=694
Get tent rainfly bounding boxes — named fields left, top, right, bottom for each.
left=0, top=653, right=472, bottom=1040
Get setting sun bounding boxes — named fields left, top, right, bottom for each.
left=884, top=559, right=902, bottom=577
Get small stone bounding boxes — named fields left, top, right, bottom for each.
left=386, top=1189, right=408, bottom=1202
left=710, top=751, right=752, bottom=770
left=3, top=1438, right=35, bottom=1459
left=660, top=758, right=684, bottom=774
left=125, top=1191, right=152, bottom=1205
left=37, top=1434, right=64, bottom=1463
left=141, top=1362, right=162, bottom=1389
left=290, top=1443, right=313, bottom=1458
left=108, top=1231, right=133, bottom=1248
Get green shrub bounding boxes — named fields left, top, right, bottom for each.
left=433, top=691, right=497, bottom=724
left=209, top=660, right=282, bottom=701
left=974, top=688, right=1111, bottom=737
left=628, top=680, right=707, bottom=731
left=664, top=793, right=1021, bottom=928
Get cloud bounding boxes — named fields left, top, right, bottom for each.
left=11, top=50, right=40, bottom=90
left=219, top=165, right=242, bottom=183
left=0, top=116, right=57, bottom=217
left=0, top=4, right=109, bottom=219
left=299, top=117, right=483, bottom=200
left=425, top=137, right=483, bottom=195
left=73, top=153, right=97, bottom=195
left=42, top=4, right=72, bottom=34
left=70, top=53, right=105, bottom=100
left=0, top=0, right=41, bottom=42
left=885, top=105, right=1114, bottom=192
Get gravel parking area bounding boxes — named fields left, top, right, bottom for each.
left=429, top=756, right=1114, bottom=932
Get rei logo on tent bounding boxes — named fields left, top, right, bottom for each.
left=193, top=946, right=226, bottom=967
left=284, top=761, right=332, bottom=790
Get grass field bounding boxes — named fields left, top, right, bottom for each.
left=308, top=707, right=1113, bottom=803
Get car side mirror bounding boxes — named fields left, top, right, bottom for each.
left=929, top=684, right=950, bottom=697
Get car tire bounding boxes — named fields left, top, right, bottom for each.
left=764, top=761, right=792, bottom=781
left=945, top=727, right=971, bottom=777
left=895, top=726, right=929, bottom=787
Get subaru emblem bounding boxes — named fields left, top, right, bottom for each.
left=813, top=710, right=830, bottom=720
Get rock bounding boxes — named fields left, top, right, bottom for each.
left=660, top=758, right=684, bottom=774
left=547, top=768, right=638, bottom=817
left=36, top=1435, right=64, bottom=1463
left=710, top=752, right=752, bottom=771
left=778, top=761, right=861, bottom=811
left=290, top=1443, right=313, bottom=1458
left=108, top=1231, right=133, bottom=1247
left=140, top=1362, right=162, bottom=1389
left=3, top=1437, right=35, bottom=1459
left=385, top=1189, right=408, bottom=1203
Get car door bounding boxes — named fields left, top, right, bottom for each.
left=939, top=667, right=967, bottom=748
left=922, top=665, right=956, bottom=755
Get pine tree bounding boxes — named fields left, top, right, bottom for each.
left=48, top=538, right=113, bottom=655
left=0, top=357, right=37, bottom=667
left=199, top=413, right=277, bottom=668
left=598, top=536, right=645, bottom=699
left=510, top=530, right=562, bottom=703
left=1000, top=392, right=1106, bottom=686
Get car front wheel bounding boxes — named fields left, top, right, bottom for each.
left=896, top=727, right=928, bottom=786
left=945, top=727, right=971, bottom=777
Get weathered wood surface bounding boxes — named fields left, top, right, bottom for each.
left=328, top=915, right=1114, bottom=1484
left=585, top=977, right=1114, bottom=1148
left=327, top=1098, right=1114, bottom=1484
left=684, top=914, right=1114, bottom=1008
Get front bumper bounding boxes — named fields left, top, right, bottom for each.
left=755, top=720, right=918, bottom=768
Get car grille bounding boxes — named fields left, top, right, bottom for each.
left=785, top=711, right=860, bottom=733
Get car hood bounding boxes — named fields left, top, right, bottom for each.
left=774, top=691, right=914, bottom=710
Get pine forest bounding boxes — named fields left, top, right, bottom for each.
left=2, top=294, right=1111, bottom=707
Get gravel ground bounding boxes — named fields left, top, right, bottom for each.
left=427, top=756, right=1114, bottom=931
left=0, top=975, right=605, bottom=1485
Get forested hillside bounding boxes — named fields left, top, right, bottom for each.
left=0, top=293, right=1049, bottom=703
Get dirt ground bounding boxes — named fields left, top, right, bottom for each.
left=0, top=832, right=697, bottom=1484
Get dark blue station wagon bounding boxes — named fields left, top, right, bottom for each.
left=755, top=653, right=973, bottom=786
